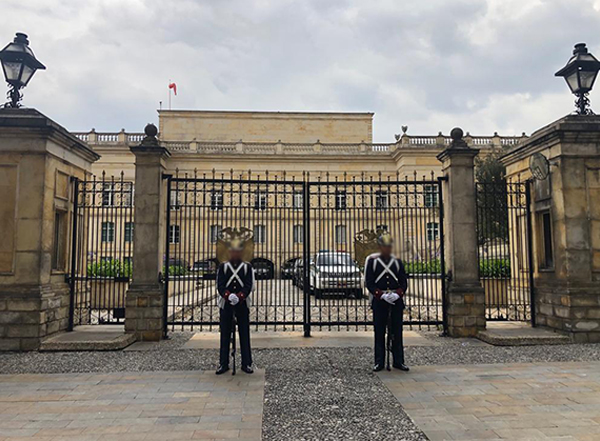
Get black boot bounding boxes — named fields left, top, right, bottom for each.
left=373, top=363, right=385, bottom=372
left=216, top=365, right=230, bottom=375
left=393, top=363, right=410, bottom=372
left=241, top=365, right=254, bottom=374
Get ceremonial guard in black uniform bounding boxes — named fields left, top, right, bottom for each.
left=215, top=238, right=255, bottom=375
left=364, top=232, right=410, bottom=372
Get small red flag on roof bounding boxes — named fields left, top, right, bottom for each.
left=168, top=82, right=177, bottom=95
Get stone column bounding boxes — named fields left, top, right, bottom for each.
left=503, top=115, right=600, bottom=342
left=0, top=108, right=99, bottom=351
left=437, top=128, right=486, bottom=337
left=125, top=124, right=171, bottom=341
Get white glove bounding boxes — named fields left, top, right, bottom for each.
left=387, top=292, right=400, bottom=304
left=229, top=293, right=239, bottom=306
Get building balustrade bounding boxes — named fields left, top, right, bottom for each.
left=72, top=129, right=528, bottom=155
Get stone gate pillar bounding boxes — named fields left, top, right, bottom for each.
left=502, top=115, right=600, bottom=342
left=437, top=128, right=486, bottom=337
left=0, top=108, right=99, bottom=351
left=125, top=124, right=170, bottom=341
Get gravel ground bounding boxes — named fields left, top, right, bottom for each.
left=2, top=335, right=600, bottom=441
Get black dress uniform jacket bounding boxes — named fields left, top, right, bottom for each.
left=216, top=261, right=254, bottom=308
left=364, top=254, right=408, bottom=302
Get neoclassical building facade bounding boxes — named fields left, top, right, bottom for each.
left=71, top=110, right=527, bottom=272
left=74, top=110, right=526, bottom=181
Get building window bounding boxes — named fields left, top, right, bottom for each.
left=293, top=191, right=303, bottom=210
left=210, top=225, right=222, bottom=244
left=335, top=225, right=347, bottom=244
left=424, top=184, right=439, bottom=208
left=254, top=191, right=267, bottom=211
left=335, top=190, right=347, bottom=210
left=376, top=224, right=388, bottom=233
left=539, top=211, right=554, bottom=269
left=254, top=225, right=266, bottom=244
left=170, top=189, right=181, bottom=210
left=124, top=222, right=134, bottom=243
left=375, top=190, right=389, bottom=210
left=293, top=225, right=304, bottom=244
left=426, top=222, right=439, bottom=241
left=52, top=211, right=67, bottom=271
left=121, top=183, right=134, bottom=207
left=211, top=191, right=223, bottom=210
left=102, top=183, right=114, bottom=207
left=101, top=221, right=115, bottom=242
left=169, top=225, right=180, bottom=244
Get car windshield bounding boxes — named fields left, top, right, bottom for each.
left=316, top=254, right=353, bottom=266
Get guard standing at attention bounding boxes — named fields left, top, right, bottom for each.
left=364, top=232, right=410, bottom=372
left=215, top=238, right=255, bottom=375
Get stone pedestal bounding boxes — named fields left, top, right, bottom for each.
left=437, top=128, right=486, bottom=337
left=503, top=115, right=600, bottom=342
left=124, top=125, right=170, bottom=341
left=0, top=108, right=99, bottom=351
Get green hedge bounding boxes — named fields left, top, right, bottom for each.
left=403, top=258, right=511, bottom=278
left=479, top=258, right=510, bottom=278
left=163, top=265, right=187, bottom=276
left=405, top=259, right=441, bottom=275
left=87, top=258, right=131, bottom=278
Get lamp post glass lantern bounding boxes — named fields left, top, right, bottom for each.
left=0, top=33, right=46, bottom=108
left=555, top=43, right=600, bottom=115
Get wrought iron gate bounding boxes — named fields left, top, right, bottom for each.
left=69, top=173, right=134, bottom=327
left=164, top=171, right=446, bottom=333
left=476, top=180, right=534, bottom=323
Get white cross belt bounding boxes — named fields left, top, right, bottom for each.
left=225, top=262, right=245, bottom=288
left=374, top=258, right=399, bottom=283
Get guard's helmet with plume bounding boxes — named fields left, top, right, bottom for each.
left=377, top=231, right=394, bottom=246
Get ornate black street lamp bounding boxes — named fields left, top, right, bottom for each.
left=555, top=43, right=600, bottom=115
left=0, top=33, right=46, bottom=108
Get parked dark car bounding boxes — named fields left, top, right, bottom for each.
left=292, top=258, right=304, bottom=287
left=251, top=258, right=275, bottom=280
left=191, top=258, right=219, bottom=279
left=281, top=258, right=300, bottom=279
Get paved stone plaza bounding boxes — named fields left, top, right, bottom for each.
left=380, top=362, right=600, bottom=440
left=0, top=370, right=264, bottom=440
left=2, top=332, right=600, bottom=440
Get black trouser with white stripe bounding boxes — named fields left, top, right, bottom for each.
left=219, top=302, right=252, bottom=367
left=372, top=298, right=405, bottom=367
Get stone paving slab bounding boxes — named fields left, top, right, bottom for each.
left=378, top=361, right=600, bottom=440
left=478, top=322, right=570, bottom=346
left=175, top=330, right=444, bottom=350
left=0, top=370, right=264, bottom=441
left=40, top=326, right=136, bottom=352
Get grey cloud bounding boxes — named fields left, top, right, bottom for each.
left=2, top=0, right=600, bottom=140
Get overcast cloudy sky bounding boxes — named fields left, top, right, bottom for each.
left=4, top=0, right=600, bottom=141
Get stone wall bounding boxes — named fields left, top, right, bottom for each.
left=0, top=283, right=69, bottom=351
left=158, top=110, right=374, bottom=143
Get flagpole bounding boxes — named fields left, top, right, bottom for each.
left=168, top=79, right=171, bottom=110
